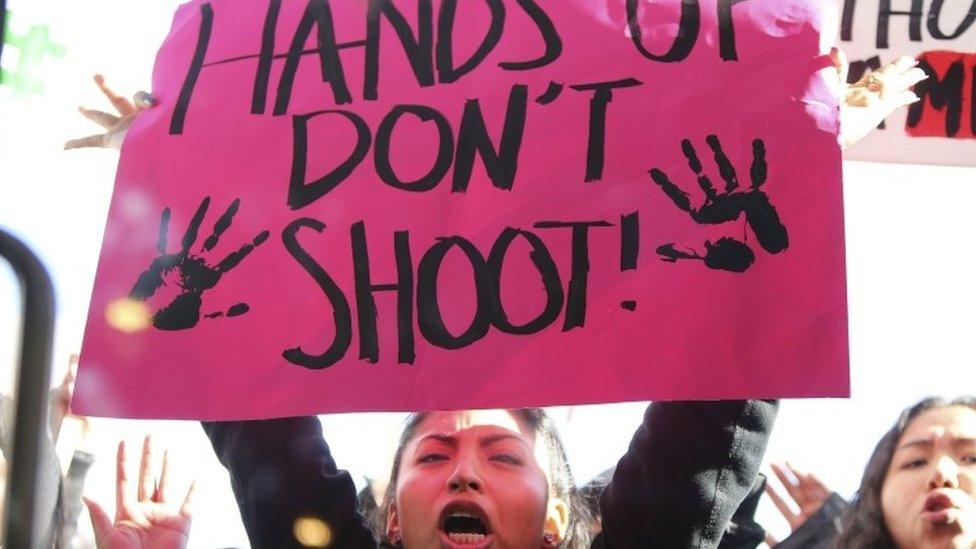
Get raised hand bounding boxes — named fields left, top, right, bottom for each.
left=650, top=135, right=788, bottom=273
left=48, top=354, right=78, bottom=441
left=764, top=462, right=832, bottom=542
left=834, top=50, right=927, bottom=149
left=130, top=197, right=270, bottom=330
left=84, top=436, right=195, bottom=549
left=65, top=75, right=155, bottom=150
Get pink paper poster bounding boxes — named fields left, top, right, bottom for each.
left=76, top=0, right=848, bottom=420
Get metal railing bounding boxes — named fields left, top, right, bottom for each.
left=0, top=228, right=56, bottom=549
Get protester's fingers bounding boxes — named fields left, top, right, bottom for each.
left=879, top=90, right=920, bottom=113
left=896, top=90, right=921, bottom=107
left=783, top=462, right=815, bottom=502
left=67, top=354, right=79, bottom=379
left=94, top=74, right=137, bottom=116
left=886, top=67, right=928, bottom=94
left=84, top=497, right=114, bottom=541
left=78, top=106, right=120, bottom=129
left=157, top=449, right=171, bottom=503
left=788, top=462, right=825, bottom=507
left=902, top=66, right=928, bottom=83
left=764, top=531, right=779, bottom=548
left=765, top=483, right=797, bottom=525
left=803, top=471, right=832, bottom=502
left=138, top=435, right=154, bottom=502
left=116, top=440, right=132, bottom=521
left=64, top=134, right=108, bottom=150
left=876, top=68, right=927, bottom=99
left=878, top=55, right=917, bottom=77
left=770, top=463, right=802, bottom=500
left=179, top=481, right=197, bottom=518
left=770, top=462, right=790, bottom=484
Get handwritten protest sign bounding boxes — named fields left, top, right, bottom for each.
left=840, top=0, right=976, bottom=165
left=76, top=0, right=848, bottom=420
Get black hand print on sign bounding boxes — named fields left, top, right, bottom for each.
left=649, top=135, right=788, bottom=273
left=129, top=197, right=270, bottom=330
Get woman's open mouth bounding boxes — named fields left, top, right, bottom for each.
left=439, top=502, right=493, bottom=547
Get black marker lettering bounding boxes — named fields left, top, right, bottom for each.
left=534, top=221, right=613, bottom=331
left=170, top=3, right=213, bottom=135
left=251, top=0, right=282, bottom=114
left=907, top=57, right=965, bottom=137
left=375, top=105, right=455, bottom=192
left=275, top=0, right=352, bottom=114
left=626, top=0, right=700, bottom=62
left=417, top=237, right=493, bottom=349
left=499, top=0, right=562, bottom=71
left=877, top=0, right=923, bottom=49
left=453, top=84, right=529, bottom=192
left=288, top=109, right=372, bottom=210
left=717, top=0, right=749, bottom=61
left=620, top=211, right=639, bottom=271
left=569, top=78, right=643, bottom=182
left=927, top=0, right=976, bottom=40
left=972, top=64, right=976, bottom=137
left=487, top=228, right=564, bottom=335
left=848, top=56, right=885, bottom=129
left=350, top=222, right=415, bottom=364
left=841, top=0, right=857, bottom=41
left=848, top=56, right=883, bottom=84
left=437, top=0, right=505, bottom=83
left=364, top=0, right=435, bottom=101
left=281, top=218, right=352, bottom=369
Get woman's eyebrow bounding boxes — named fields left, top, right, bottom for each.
left=896, top=435, right=976, bottom=451
left=479, top=433, right=528, bottom=448
left=896, top=438, right=934, bottom=451
left=952, top=436, right=976, bottom=448
left=417, top=433, right=457, bottom=446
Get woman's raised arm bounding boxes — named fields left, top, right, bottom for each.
left=201, top=418, right=377, bottom=549
left=594, top=400, right=778, bottom=548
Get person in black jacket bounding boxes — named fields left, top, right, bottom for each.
left=202, top=400, right=777, bottom=549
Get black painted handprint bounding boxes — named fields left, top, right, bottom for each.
left=650, top=135, right=788, bottom=272
left=130, top=197, right=270, bottom=330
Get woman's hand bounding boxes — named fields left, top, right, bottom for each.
left=763, top=462, right=831, bottom=546
left=47, top=354, right=78, bottom=442
left=835, top=49, right=928, bottom=149
left=84, top=436, right=195, bottom=549
left=65, top=75, right=155, bottom=150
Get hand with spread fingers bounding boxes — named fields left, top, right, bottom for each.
left=763, top=462, right=832, bottom=546
left=48, top=354, right=78, bottom=442
left=834, top=49, right=928, bottom=149
left=84, top=436, right=195, bottom=549
left=65, top=74, right=156, bottom=150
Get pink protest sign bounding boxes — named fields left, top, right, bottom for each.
left=76, top=0, right=848, bottom=420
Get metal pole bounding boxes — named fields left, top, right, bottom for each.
left=0, top=228, right=56, bottom=549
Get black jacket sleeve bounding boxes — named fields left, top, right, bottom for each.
left=201, top=417, right=377, bottom=549
left=775, top=492, right=848, bottom=549
left=593, top=400, right=778, bottom=549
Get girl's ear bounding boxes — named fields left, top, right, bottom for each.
left=386, top=503, right=402, bottom=545
left=542, top=497, right=569, bottom=547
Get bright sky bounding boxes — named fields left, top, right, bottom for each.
left=1, top=1, right=974, bottom=547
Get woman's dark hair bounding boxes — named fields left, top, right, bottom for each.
left=835, top=396, right=976, bottom=548
left=372, top=409, right=593, bottom=549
